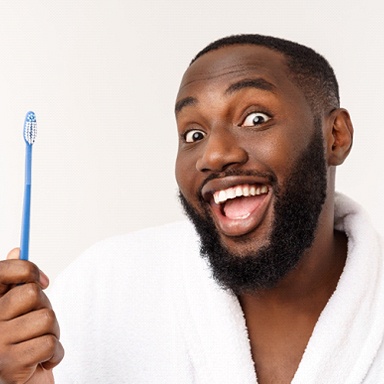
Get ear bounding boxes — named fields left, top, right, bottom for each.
left=325, top=108, right=354, bottom=166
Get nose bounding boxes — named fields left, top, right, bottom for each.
left=196, top=129, right=248, bottom=173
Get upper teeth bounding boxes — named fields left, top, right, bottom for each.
left=213, top=184, right=268, bottom=205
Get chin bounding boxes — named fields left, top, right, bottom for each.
left=216, top=229, right=272, bottom=258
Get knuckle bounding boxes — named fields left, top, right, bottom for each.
left=22, top=262, right=39, bottom=281
left=23, top=283, right=41, bottom=302
left=41, top=308, right=56, bottom=327
left=43, top=334, right=58, bottom=352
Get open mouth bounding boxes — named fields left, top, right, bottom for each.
left=213, top=184, right=269, bottom=219
left=203, top=180, right=272, bottom=237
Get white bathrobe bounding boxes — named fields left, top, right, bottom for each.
left=50, top=194, right=384, bottom=383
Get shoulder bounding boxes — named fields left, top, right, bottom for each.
left=49, top=219, right=202, bottom=327
left=60, top=220, right=197, bottom=269
left=87, top=219, right=197, bottom=253
left=334, top=192, right=383, bottom=244
left=50, top=220, right=201, bottom=381
left=50, top=220, right=200, bottom=297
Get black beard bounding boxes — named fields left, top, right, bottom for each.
left=178, top=122, right=327, bottom=294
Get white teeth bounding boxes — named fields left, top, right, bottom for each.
left=227, top=188, right=236, bottom=199
left=212, top=184, right=268, bottom=205
left=218, top=190, right=227, bottom=203
left=261, top=185, right=268, bottom=194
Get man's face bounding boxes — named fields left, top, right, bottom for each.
left=175, top=45, right=327, bottom=293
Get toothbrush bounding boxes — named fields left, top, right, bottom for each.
left=20, top=111, right=37, bottom=261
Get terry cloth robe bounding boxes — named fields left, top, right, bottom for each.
left=50, top=193, right=384, bottom=383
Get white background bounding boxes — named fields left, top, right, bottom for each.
left=0, top=0, right=383, bottom=281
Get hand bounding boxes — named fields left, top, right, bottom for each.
left=0, top=249, right=64, bottom=384
left=25, top=365, right=54, bottom=384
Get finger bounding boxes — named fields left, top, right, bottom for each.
left=11, top=335, right=65, bottom=371
left=41, top=340, right=65, bottom=371
left=0, top=259, right=39, bottom=285
left=0, top=259, right=49, bottom=291
left=25, top=366, right=54, bottom=384
left=0, top=283, right=52, bottom=321
left=3, top=336, right=64, bottom=382
left=8, top=249, right=50, bottom=288
left=3, top=307, right=60, bottom=344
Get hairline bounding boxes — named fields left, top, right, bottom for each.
left=190, top=37, right=340, bottom=115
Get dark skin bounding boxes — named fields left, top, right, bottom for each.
left=175, top=45, right=353, bottom=383
left=0, top=248, right=64, bottom=384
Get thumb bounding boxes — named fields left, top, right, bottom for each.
left=7, top=248, right=20, bottom=260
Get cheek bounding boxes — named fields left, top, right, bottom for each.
left=244, top=133, right=299, bottom=177
left=175, top=151, right=199, bottom=198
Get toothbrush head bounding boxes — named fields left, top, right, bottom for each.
left=24, top=111, right=37, bottom=145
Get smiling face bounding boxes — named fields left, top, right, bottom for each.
left=175, top=45, right=329, bottom=292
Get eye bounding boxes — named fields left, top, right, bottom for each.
left=184, top=129, right=206, bottom=143
left=241, top=112, right=271, bottom=127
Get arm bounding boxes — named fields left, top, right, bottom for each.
left=0, top=248, right=64, bottom=384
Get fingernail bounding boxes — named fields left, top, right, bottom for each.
left=39, top=269, right=50, bottom=287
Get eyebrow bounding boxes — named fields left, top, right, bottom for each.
left=225, top=78, right=277, bottom=95
left=175, top=96, right=197, bottom=115
left=175, top=78, right=276, bottom=115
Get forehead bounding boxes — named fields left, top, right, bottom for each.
left=176, top=45, right=303, bottom=109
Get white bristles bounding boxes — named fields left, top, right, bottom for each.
left=24, top=111, right=37, bottom=145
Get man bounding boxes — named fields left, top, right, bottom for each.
left=1, top=34, right=383, bottom=383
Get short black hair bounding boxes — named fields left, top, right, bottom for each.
left=191, top=34, right=340, bottom=114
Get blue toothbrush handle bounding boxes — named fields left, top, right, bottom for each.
left=20, top=144, right=32, bottom=261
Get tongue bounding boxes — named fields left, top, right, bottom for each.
left=223, top=196, right=263, bottom=220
